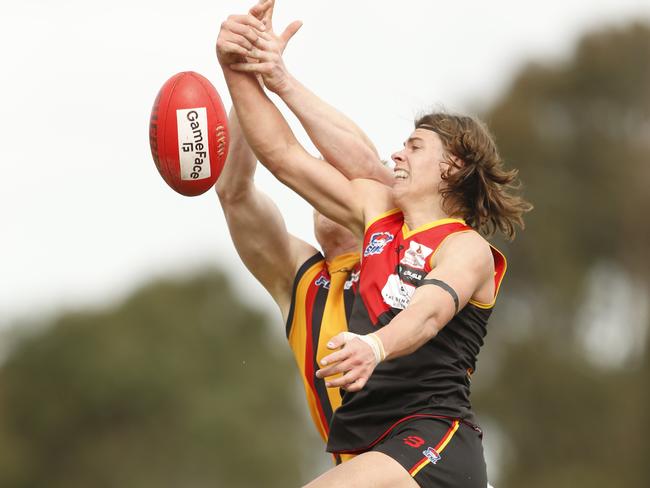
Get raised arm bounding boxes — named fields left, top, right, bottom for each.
left=216, top=8, right=383, bottom=238
left=229, top=8, right=393, bottom=186
left=215, top=106, right=316, bottom=316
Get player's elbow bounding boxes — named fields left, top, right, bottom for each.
left=422, top=314, right=444, bottom=340
left=215, top=178, right=254, bottom=205
left=348, top=151, right=384, bottom=181
left=261, top=141, right=304, bottom=182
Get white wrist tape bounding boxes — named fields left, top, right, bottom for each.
left=341, top=332, right=386, bottom=365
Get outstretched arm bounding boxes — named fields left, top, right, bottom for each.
left=230, top=7, right=393, bottom=186
left=216, top=8, right=383, bottom=238
left=216, top=106, right=316, bottom=316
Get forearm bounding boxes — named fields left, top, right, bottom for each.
left=223, top=66, right=296, bottom=174
left=375, top=301, right=444, bottom=361
left=277, top=76, right=391, bottom=184
left=215, top=108, right=256, bottom=202
left=222, top=65, right=366, bottom=235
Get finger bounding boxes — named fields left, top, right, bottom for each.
left=324, top=369, right=361, bottom=388
left=220, top=33, right=255, bottom=52
left=319, top=347, right=351, bottom=367
left=344, top=376, right=368, bottom=392
left=256, top=30, right=274, bottom=42
left=259, top=0, right=275, bottom=29
left=252, top=35, right=275, bottom=52
left=248, top=47, right=278, bottom=62
left=249, top=0, right=272, bottom=22
left=225, top=13, right=265, bottom=33
left=217, top=41, right=250, bottom=58
left=316, top=356, right=355, bottom=379
left=224, top=18, right=263, bottom=45
left=326, top=331, right=355, bottom=351
left=280, top=20, right=303, bottom=44
left=229, top=62, right=275, bottom=74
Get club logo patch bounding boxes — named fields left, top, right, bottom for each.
left=400, top=241, right=434, bottom=270
left=364, top=232, right=394, bottom=257
left=423, top=447, right=441, bottom=464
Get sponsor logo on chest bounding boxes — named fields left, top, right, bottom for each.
left=364, top=232, right=394, bottom=257
left=400, top=240, right=434, bottom=270
left=381, top=273, right=415, bottom=310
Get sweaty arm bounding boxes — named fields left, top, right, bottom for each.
left=216, top=11, right=379, bottom=238
left=317, top=231, right=495, bottom=391
left=216, top=107, right=316, bottom=315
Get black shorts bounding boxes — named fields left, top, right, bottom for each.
left=371, top=416, right=487, bottom=488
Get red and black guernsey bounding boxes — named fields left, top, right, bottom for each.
left=326, top=209, right=507, bottom=454
left=286, top=252, right=360, bottom=444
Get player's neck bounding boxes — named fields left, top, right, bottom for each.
left=400, top=195, right=455, bottom=230
left=323, top=241, right=359, bottom=262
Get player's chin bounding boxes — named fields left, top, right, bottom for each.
left=390, top=181, right=409, bottom=200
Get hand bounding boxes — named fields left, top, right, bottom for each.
left=230, top=0, right=302, bottom=94
left=215, top=10, right=267, bottom=67
left=229, top=31, right=298, bottom=94
left=315, top=332, right=383, bottom=392
left=256, top=0, right=303, bottom=55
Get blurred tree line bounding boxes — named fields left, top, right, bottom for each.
left=0, top=20, right=648, bottom=488
left=0, top=273, right=310, bottom=487
left=472, top=21, right=650, bottom=488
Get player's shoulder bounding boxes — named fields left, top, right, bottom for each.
left=275, top=236, right=321, bottom=320
left=437, top=228, right=492, bottom=267
left=289, top=236, right=321, bottom=275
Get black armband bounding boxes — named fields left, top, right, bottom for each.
left=419, top=279, right=459, bottom=314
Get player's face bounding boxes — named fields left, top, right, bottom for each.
left=390, top=129, right=453, bottom=201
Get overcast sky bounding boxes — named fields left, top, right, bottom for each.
left=2, top=0, right=649, bottom=328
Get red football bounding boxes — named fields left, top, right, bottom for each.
left=149, top=71, right=229, bottom=196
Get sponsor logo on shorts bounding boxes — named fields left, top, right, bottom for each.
left=363, top=232, right=394, bottom=257
left=177, top=107, right=211, bottom=181
left=423, top=447, right=441, bottom=464
left=403, top=435, right=425, bottom=448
